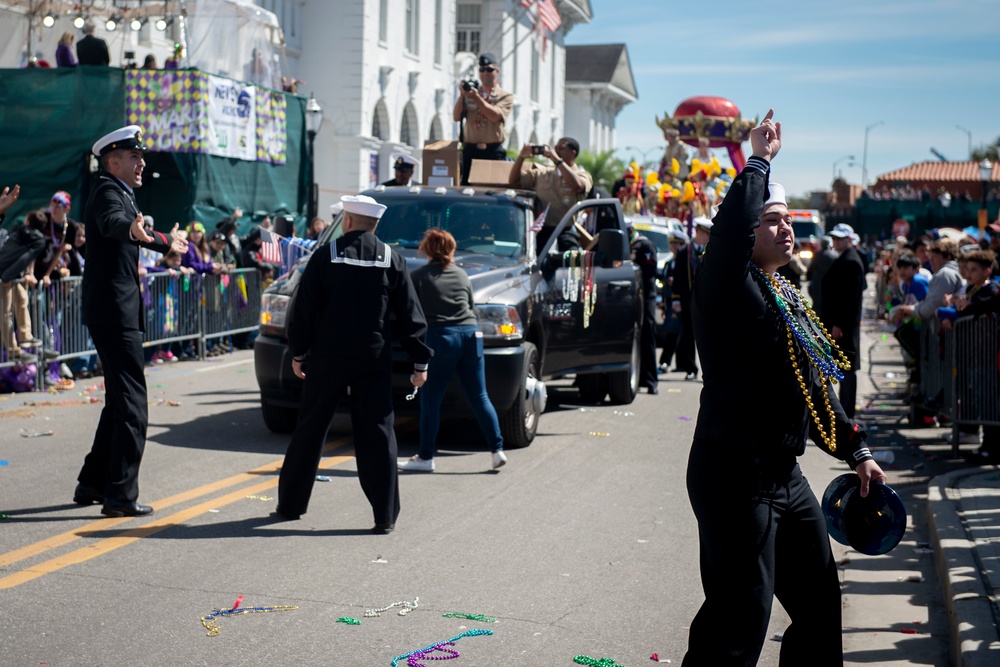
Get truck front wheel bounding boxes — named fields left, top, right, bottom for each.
left=607, top=327, right=639, bottom=404
left=499, top=342, right=545, bottom=449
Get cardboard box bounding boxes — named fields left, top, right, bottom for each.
left=468, top=159, right=514, bottom=187
left=423, top=140, right=461, bottom=186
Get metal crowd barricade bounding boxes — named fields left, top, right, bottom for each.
left=200, top=268, right=263, bottom=352
left=2, top=269, right=263, bottom=392
left=1, top=279, right=47, bottom=391
left=917, top=317, right=952, bottom=417
left=950, top=315, right=1000, bottom=454
left=141, top=272, right=207, bottom=352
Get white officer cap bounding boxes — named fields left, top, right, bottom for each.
left=669, top=228, right=690, bottom=244
left=392, top=153, right=419, bottom=170
left=330, top=202, right=344, bottom=216
left=830, top=223, right=855, bottom=238
left=693, top=216, right=714, bottom=231
left=762, top=182, right=786, bottom=212
left=92, top=125, right=147, bottom=157
left=341, top=194, right=387, bottom=220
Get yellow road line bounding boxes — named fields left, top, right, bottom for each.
left=0, top=454, right=354, bottom=589
left=0, top=435, right=354, bottom=570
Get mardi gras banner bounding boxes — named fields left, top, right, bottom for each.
left=126, top=70, right=286, bottom=164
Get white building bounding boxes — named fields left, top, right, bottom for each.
left=256, top=0, right=596, bottom=215
left=564, top=43, right=637, bottom=155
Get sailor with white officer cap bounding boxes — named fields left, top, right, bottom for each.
left=74, top=124, right=188, bottom=518
left=276, top=194, right=432, bottom=534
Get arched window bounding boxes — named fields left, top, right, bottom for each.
left=400, top=102, right=419, bottom=148
left=428, top=115, right=444, bottom=142
left=372, top=99, right=390, bottom=140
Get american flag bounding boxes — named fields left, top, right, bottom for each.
left=529, top=205, right=549, bottom=233
left=258, top=226, right=282, bottom=264
left=520, top=0, right=561, bottom=32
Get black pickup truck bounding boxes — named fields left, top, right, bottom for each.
left=253, top=185, right=643, bottom=448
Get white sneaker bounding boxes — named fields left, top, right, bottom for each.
left=492, top=450, right=507, bottom=469
left=398, top=456, right=435, bottom=472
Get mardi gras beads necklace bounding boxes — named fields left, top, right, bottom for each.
left=200, top=602, right=298, bottom=637
left=581, top=250, right=597, bottom=329
left=563, top=250, right=581, bottom=301
left=442, top=612, right=496, bottom=622
left=365, top=597, right=419, bottom=617
left=750, top=264, right=851, bottom=452
left=390, top=628, right=493, bottom=667
left=573, top=656, right=629, bottom=667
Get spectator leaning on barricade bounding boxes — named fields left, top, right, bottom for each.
left=509, top=136, right=592, bottom=252
left=181, top=222, right=216, bottom=274
left=938, top=249, right=1000, bottom=462
left=887, top=253, right=930, bottom=361
left=208, top=230, right=236, bottom=270
left=36, top=191, right=80, bottom=286
left=453, top=52, right=514, bottom=185
left=0, top=185, right=45, bottom=366
left=241, top=226, right=282, bottom=280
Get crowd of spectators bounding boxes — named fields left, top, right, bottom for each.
left=861, top=184, right=1000, bottom=202
left=1, top=183, right=308, bottom=389
left=874, top=223, right=1000, bottom=461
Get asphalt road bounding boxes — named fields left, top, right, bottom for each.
left=0, top=333, right=950, bottom=666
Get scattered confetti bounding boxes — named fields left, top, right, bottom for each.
left=315, top=475, right=332, bottom=482
left=900, top=628, right=918, bottom=634
left=245, top=495, right=273, bottom=502
left=19, top=430, right=54, bottom=438
left=677, top=416, right=691, bottom=421
left=0, top=460, right=8, bottom=466
left=337, top=617, right=361, bottom=625
left=574, top=656, right=628, bottom=666
left=612, top=410, right=635, bottom=417
left=588, top=432, right=610, bottom=437
left=898, top=574, right=924, bottom=583
left=372, top=556, right=388, bottom=564
left=578, top=408, right=597, bottom=412
left=167, top=400, right=182, bottom=407
left=208, top=509, right=220, bottom=513
left=772, top=631, right=784, bottom=641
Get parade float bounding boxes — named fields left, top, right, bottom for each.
left=616, top=96, right=756, bottom=225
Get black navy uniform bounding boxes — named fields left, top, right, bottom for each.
left=77, top=174, right=172, bottom=505
left=629, top=231, right=659, bottom=392
left=380, top=178, right=408, bottom=187
left=819, top=246, right=867, bottom=418
left=683, top=156, right=873, bottom=666
left=278, top=229, right=431, bottom=526
left=671, top=241, right=703, bottom=376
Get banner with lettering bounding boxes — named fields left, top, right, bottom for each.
left=126, top=70, right=286, bottom=163
left=126, top=70, right=210, bottom=153
left=205, top=75, right=257, bottom=161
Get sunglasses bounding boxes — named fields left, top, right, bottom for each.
left=478, top=67, right=497, bottom=73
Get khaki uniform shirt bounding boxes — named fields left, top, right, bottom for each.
left=461, top=85, right=514, bottom=145
left=519, top=162, right=593, bottom=227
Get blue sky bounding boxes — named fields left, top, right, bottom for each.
left=568, top=0, right=1000, bottom=198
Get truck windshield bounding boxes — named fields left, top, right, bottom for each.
left=792, top=222, right=823, bottom=241
left=371, top=198, right=527, bottom=258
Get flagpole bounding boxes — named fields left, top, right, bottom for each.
left=487, top=1, right=536, bottom=62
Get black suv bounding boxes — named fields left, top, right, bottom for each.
left=254, top=185, right=642, bottom=448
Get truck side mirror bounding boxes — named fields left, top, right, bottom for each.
left=596, top=228, right=628, bottom=267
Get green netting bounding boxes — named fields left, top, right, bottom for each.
left=0, top=67, right=306, bottom=234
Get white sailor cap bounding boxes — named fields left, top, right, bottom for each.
left=330, top=202, right=344, bottom=216
left=92, top=125, right=147, bottom=157
left=392, top=153, right=419, bottom=171
left=341, top=194, right=387, bottom=220
left=669, top=228, right=690, bottom=244
left=693, top=216, right=714, bottom=231
left=763, top=182, right=787, bottom=211
left=830, top=223, right=855, bottom=238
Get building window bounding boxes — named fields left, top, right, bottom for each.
left=550, top=44, right=557, bottom=107
left=405, top=0, right=420, bottom=55
left=456, top=3, right=480, bottom=54
left=379, top=0, right=388, bottom=43
left=401, top=111, right=413, bottom=147
left=434, top=0, right=442, bottom=65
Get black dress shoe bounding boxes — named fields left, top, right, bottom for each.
left=101, top=500, right=154, bottom=517
left=73, top=485, right=104, bottom=506
left=273, top=506, right=301, bottom=520
left=371, top=523, right=395, bottom=535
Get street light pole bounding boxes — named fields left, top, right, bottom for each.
left=624, top=145, right=665, bottom=169
left=305, top=94, right=324, bottom=222
left=861, top=121, right=884, bottom=191
left=956, top=125, right=972, bottom=160
left=832, top=154, right=855, bottom=183
left=978, top=158, right=993, bottom=239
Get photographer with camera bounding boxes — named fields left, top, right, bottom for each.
left=453, top=53, right=514, bottom=185
left=509, top=137, right=592, bottom=251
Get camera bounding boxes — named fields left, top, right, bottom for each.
left=461, top=78, right=480, bottom=92
left=531, top=145, right=545, bottom=155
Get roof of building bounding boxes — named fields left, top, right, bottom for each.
left=877, top=160, right=997, bottom=183
left=565, top=44, right=637, bottom=99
